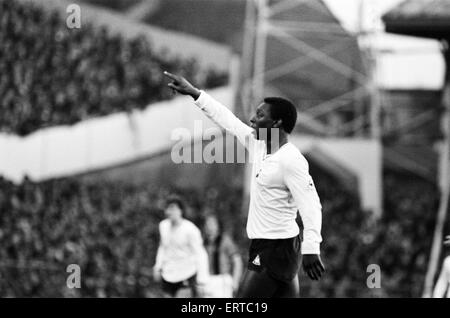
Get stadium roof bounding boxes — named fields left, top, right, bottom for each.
left=383, top=0, right=450, bottom=39
left=323, top=0, right=445, bottom=90
left=262, top=0, right=367, bottom=110
left=144, top=0, right=246, bottom=53
left=384, top=145, right=437, bottom=181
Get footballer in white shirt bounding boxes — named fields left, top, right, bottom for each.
left=153, top=196, right=209, bottom=297
left=164, top=71, right=325, bottom=298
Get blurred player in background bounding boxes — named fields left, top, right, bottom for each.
left=433, top=235, right=450, bottom=298
left=153, top=196, right=209, bottom=297
left=202, top=214, right=243, bottom=297
left=164, top=71, right=324, bottom=298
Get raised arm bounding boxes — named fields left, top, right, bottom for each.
left=164, top=71, right=254, bottom=148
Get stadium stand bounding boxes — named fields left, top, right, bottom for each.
left=0, top=175, right=244, bottom=297
left=0, top=164, right=439, bottom=297
left=0, top=0, right=227, bottom=136
left=0, top=0, right=442, bottom=299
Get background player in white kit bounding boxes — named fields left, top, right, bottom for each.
left=164, top=71, right=325, bottom=298
left=153, top=196, right=209, bottom=297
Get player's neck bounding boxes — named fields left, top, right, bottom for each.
left=170, top=218, right=183, bottom=227
left=266, top=135, right=288, bottom=155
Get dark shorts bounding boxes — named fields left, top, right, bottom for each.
left=247, top=235, right=301, bottom=283
left=161, top=274, right=197, bottom=297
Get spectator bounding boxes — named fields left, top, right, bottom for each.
left=202, top=214, right=243, bottom=297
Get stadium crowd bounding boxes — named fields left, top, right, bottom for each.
left=0, top=175, right=245, bottom=297
left=0, top=166, right=439, bottom=298
left=0, top=0, right=227, bottom=136
left=300, top=168, right=439, bottom=298
left=0, top=0, right=442, bottom=299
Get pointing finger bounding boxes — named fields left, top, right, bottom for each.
left=164, top=71, right=179, bottom=81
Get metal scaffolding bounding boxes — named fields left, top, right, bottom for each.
left=240, top=0, right=379, bottom=138
left=238, top=0, right=384, bottom=216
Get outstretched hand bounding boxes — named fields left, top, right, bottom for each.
left=302, top=254, right=325, bottom=281
left=164, top=71, right=200, bottom=100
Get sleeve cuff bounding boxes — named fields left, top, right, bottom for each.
left=301, top=241, right=320, bottom=255
left=193, top=90, right=206, bottom=108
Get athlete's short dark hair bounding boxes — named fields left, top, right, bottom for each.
left=165, top=195, right=185, bottom=214
left=264, top=97, right=298, bottom=134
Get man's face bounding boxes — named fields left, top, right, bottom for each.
left=250, top=103, right=276, bottom=141
left=165, top=203, right=182, bottom=222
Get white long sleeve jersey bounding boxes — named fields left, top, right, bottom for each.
left=154, top=219, right=209, bottom=283
left=194, top=91, right=323, bottom=254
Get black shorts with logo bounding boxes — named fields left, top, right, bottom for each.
left=247, top=235, right=301, bottom=283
